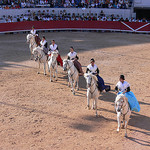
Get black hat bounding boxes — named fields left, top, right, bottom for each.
left=90, top=58, right=95, bottom=62
left=42, top=36, right=45, bottom=39
left=120, top=75, right=125, bottom=80
left=70, top=46, right=74, bottom=50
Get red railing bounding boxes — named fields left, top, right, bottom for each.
left=0, top=21, right=150, bottom=33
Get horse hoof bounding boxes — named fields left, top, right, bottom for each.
left=50, top=80, right=53, bottom=82
left=37, top=72, right=40, bottom=74
left=125, top=133, right=127, bottom=137
left=117, top=129, right=119, bottom=132
left=73, top=92, right=75, bottom=95
left=44, top=74, right=46, bottom=76
left=121, top=125, right=125, bottom=129
left=87, top=106, right=90, bottom=110
left=55, top=79, right=57, bottom=81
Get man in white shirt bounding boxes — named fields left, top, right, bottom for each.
left=115, top=75, right=130, bottom=93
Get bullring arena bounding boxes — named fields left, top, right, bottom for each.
left=0, top=31, right=150, bottom=150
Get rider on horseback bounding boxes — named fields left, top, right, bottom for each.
left=30, top=26, right=37, bottom=36
left=49, top=40, right=63, bottom=67
left=67, top=46, right=84, bottom=76
left=40, top=36, right=48, bottom=55
left=86, top=58, right=110, bottom=93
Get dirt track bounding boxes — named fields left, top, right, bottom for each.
left=0, top=32, right=150, bottom=150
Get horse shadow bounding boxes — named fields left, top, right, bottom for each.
left=129, top=112, right=150, bottom=132
left=98, top=90, right=116, bottom=103
left=126, top=136, right=150, bottom=147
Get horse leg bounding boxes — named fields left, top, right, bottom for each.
left=55, top=68, right=58, bottom=81
left=124, top=120, right=129, bottom=137
left=87, top=91, right=90, bottom=110
left=44, top=63, right=46, bottom=75
left=95, top=98, right=98, bottom=116
left=70, top=78, right=75, bottom=95
left=37, top=60, right=40, bottom=74
left=117, top=112, right=121, bottom=132
left=50, top=68, right=52, bottom=82
left=76, top=76, right=79, bottom=91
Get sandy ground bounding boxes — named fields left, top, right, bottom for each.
left=0, top=32, right=150, bottom=150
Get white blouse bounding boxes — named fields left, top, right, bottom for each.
left=67, top=51, right=77, bottom=60
left=50, top=44, right=58, bottom=51
left=30, top=29, right=36, bottom=35
left=87, top=64, right=98, bottom=74
left=116, top=81, right=130, bottom=92
left=40, top=40, right=47, bottom=48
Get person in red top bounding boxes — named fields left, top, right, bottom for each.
left=49, top=40, right=63, bottom=67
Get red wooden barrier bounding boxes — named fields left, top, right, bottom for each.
left=0, top=21, right=149, bottom=33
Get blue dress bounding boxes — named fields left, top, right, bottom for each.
left=118, top=91, right=140, bottom=112
left=96, top=75, right=110, bottom=92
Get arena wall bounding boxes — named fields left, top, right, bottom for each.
left=0, top=21, right=149, bottom=33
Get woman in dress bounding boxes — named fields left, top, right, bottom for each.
left=67, top=46, right=84, bottom=75
left=86, top=58, right=110, bottom=92
left=115, top=75, right=140, bottom=112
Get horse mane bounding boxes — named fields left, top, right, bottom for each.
left=115, top=94, right=127, bottom=103
left=84, top=73, right=98, bottom=83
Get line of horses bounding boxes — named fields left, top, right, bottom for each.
left=26, top=34, right=131, bottom=137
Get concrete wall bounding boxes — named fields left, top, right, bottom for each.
left=0, top=8, right=133, bottom=19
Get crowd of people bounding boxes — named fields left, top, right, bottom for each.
left=0, top=0, right=133, bottom=9
left=0, top=9, right=148, bottom=23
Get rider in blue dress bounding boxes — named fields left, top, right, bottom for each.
left=115, top=75, right=140, bottom=112
left=86, top=58, right=110, bottom=93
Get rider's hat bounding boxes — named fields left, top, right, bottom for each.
left=120, top=75, right=125, bottom=80
left=90, top=58, right=95, bottom=62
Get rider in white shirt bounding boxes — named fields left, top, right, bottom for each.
left=40, top=36, right=48, bottom=54
left=67, top=47, right=83, bottom=75
left=86, top=58, right=110, bottom=92
left=49, top=40, right=63, bottom=67
left=30, top=26, right=37, bottom=36
left=115, top=75, right=130, bottom=94
left=49, top=40, right=59, bottom=53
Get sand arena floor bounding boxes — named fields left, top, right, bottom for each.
left=0, top=32, right=150, bottom=150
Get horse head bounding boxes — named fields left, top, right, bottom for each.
left=84, top=73, right=93, bottom=88
left=26, top=34, right=33, bottom=43
left=51, top=51, right=58, bottom=60
left=115, top=94, right=127, bottom=112
left=33, top=47, right=43, bottom=61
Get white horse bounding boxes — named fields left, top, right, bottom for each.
left=84, top=73, right=99, bottom=116
left=33, top=47, right=48, bottom=75
left=48, top=51, right=58, bottom=82
left=115, top=94, right=131, bottom=137
left=26, top=34, right=37, bottom=59
left=63, top=59, right=79, bottom=95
